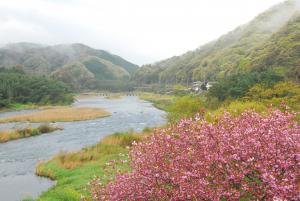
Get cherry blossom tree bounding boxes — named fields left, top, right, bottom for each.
left=89, top=110, right=300, bottom=201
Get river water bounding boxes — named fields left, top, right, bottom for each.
left=0, top=96, right=166, bottom=201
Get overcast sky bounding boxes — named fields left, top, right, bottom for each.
left=0, top=0, right=285, bottom=65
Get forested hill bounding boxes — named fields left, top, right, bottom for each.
left=249, top=14, right=300, bottom=80
left=0, top=43, right=139, bottom=90
left=0, top=68, right=73, bottom=108
left=133, top=0, right=300, bottom=84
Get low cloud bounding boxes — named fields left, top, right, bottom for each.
left=0, top=0, right=285, bottom=65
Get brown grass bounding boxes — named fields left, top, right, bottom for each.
left=0, top=124, right=63, bottom=143
left=43, top=131, right=147, bottom=170
left=0, top=129, right=19, bottom=142
left=0, top=107, right=111, bottom=123
left=100, top=133, right=144, bottom=147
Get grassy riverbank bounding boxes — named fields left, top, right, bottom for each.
left=0, top=103, right=39, bottom=113
left=74, top=93, right=102, bottom=100
left=104, top=94, right=123, bottom=100
left=75, top=93, right=123, bottom=100
left=0, top=107, right=111, bottom=123
left=30, top=130, right=150, bottom=201
left=0, top=124, right=63, bottom=143
left=138, top=92, right=174, bottom=110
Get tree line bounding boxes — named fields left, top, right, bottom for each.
left=0, top=68, right=73, bottom=108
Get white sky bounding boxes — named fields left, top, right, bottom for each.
left=0, top=0, right=285, bottom=65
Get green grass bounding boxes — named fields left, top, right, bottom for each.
left=36, top=149, right=128, bottom=201
left=10, top=103, right=37, bottom=110
left=204, top=100, right=269, bottom=123
left=0, top=101, right=76, bottom=113
left=32, top=130, right=147, bottom=201
left=138, top=92, right=174, bottom=110
left=0, top=103, right=38, bottom=112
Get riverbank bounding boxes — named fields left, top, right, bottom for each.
left=0, top=124, right=63, bottom=143
left=0, top=106, right=111, bottom=123
left=0, top=96, right=166, bottom=201
left=32, top=129, right=151, bottom=201
left=74, top=93, right=102, bottom=100
left=76, top=92, right=134, bottom=100
left=104, top=93, right=123, bottom=100
left=138, top=92, right=174, bottom=110
left=0, top=103, right=39, bottom=113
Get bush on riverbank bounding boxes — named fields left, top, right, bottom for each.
left=89, top=110, right=300, bottom=200
left=244, top=81, right=300, bottom=111
left=204, top=101, right=269, bottom=122
left=166, top=95, right=205, bottom=123
left=0, top=124, right=63, bottom=143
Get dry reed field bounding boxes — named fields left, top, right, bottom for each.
left=0, top=107, right=111, bottom=123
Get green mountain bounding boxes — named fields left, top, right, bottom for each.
left=133, top=0, right=300, bottom=84
left=51, top=62, right=95, bottom=90
left=82, top=56, right=130, bottom=80
left=248, top=14, right=300, bottom=80
left=0, top=43, right=138, bottom=89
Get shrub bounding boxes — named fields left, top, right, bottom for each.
left=208, top=70, right=283, bottom=101
left=172, top=84, right=188, bottom=95
left=38, top=124, right=59, bottom=133
left=30, top=128, right=40, bottom=136
left=167, top=95, right=204, bottom=123
left=205, top=101, right=268, bottom=122
left=89, top=110, right=300, bottom=200
left=245, top=81, right=300, bottom=111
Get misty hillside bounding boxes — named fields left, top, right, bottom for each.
left=82, top=56, right=130, bottom=80
left=248, top=14, right=300, bottom=79
left=0, top=43, right=138, bottom=89
left=134, top=0, right=300, bottom=84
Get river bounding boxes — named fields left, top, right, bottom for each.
left=0, top=96, right=166, bottom=201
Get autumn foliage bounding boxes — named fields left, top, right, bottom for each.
left=89, top=110, right=300, bottom=200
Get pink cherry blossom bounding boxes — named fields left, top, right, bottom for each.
left=88, top=109, right=300, bottom=201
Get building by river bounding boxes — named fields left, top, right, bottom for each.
left=191, top=81, right=217, bottom=93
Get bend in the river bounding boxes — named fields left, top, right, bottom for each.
left=0, top=96, right=166, bottom=201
